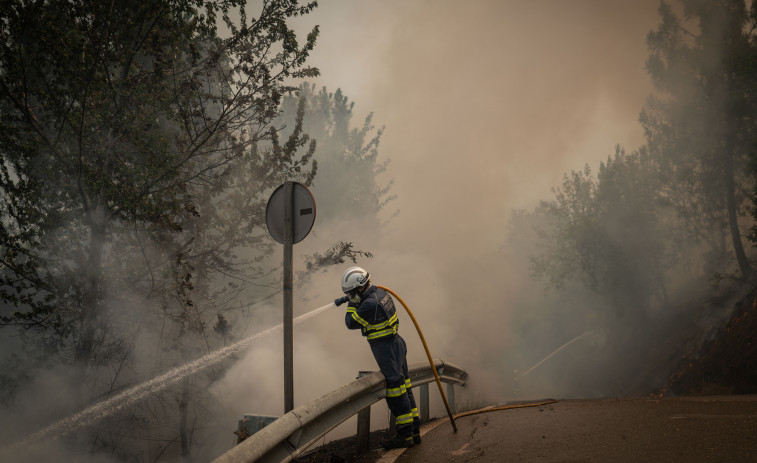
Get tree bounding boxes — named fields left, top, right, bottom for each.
left=278, top=83, right=398, bottom=230
left=0, top=0, right=318, bottom=367
left=0, top=1, right=323, bottom=459
left=641, top=0, right=757, bottom=279
left=527, top=147, right=673, bottom=318
left=144, top=96, right=319, bottom=461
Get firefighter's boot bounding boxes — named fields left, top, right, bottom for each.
left=382, top=434, right=413, bottom=449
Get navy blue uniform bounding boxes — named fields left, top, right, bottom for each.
left=345, top=285, right=420, bottom=441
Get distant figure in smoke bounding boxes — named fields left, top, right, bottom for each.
left=335, top=266, right=420, bottom=449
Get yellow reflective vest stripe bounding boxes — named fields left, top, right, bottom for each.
left=346, top=308, right=370, bottom=328
left=348, top=309, right=399, bottom=341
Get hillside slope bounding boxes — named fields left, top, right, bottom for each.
left=668, top=285, right=757, bottom=395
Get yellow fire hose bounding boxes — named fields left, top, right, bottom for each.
left=377, top=286, right=458, bottom=433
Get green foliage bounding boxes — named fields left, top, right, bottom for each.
left=157, top=94, right=319, bottom=347
left=278, top=83, right=398, bottom=227
left=301, top=241, right=373, bottom=273
left=509, top=0, right=757, bottom=322
left=0, top=1, right=331, bottom=459
left=0, top=0, right=319, bottom=362
left=640, top=0, right=757, bottom=277
left=525, top=147, right=671, bottom=315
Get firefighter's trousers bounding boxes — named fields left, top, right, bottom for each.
left=369, top=334, right=421, bottom=438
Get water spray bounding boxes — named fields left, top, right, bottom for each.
left=1, top=302, right=336, bottom=455
left=520, top=330, right=594, bottom=377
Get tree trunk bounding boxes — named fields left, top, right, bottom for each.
left=724, top=141, right=752, bottom=279
left=179, top=379, right=192, bottom=462
left=75, top=207, right=107, bottom=364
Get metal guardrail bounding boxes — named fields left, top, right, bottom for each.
left=212, top=359, right=467, bottom=463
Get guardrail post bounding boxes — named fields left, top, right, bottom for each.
left=356, top=371, right=372, bottom=454
left=447, top=383, right=456, bottom=414
left=419, top=384, right=429, bottom=423
left=356, top=406, right=371, bottom=454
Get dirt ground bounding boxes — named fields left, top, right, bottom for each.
left=293, top=429, right=393, bottom=463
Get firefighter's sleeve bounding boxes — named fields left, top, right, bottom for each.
left=345, top=300, right=374, bottom=331
left=345, top=303, right=367, bottom=330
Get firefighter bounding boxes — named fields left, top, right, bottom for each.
left=335, top=266, right=421, bottom=449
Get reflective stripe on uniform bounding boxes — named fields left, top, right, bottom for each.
left=386, top=384, right=407, bottom=398
left=371, top=313, right=398, bottom=330
left=364, top=313, right=399, bottom=340
left=366, top=324, right=398, bottom=340
left=395, top=412, right=414, bottom=425
left=411, top=407, right=419, bottom=418
left=347, top=309, right=370, bottom=328
left=349, top=306, right=399, bottom=341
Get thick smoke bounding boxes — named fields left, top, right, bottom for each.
left=191, top=4, right=681, bottom=458
left=276, top=0, right=751, bottom=409
left=282, top=0, right=664, bottom=401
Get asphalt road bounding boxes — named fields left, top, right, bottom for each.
left=390, top=395, right=757, bottom=462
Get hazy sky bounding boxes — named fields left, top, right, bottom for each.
left=293, top=0, right=661, bottom=264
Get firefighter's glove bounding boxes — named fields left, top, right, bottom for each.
left=334, top=296, right=349, bottom=307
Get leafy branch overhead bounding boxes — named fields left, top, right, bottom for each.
left=302, top=242, right=374, bottom=274
left=295, top=242, right=374, bottom=288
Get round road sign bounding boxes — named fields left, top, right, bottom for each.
left=265, top=182, right=316, bottom=244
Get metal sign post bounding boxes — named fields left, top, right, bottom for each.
left=283, top=182, right=294, bottom=413
left=266, top=181, right=316, bottom=414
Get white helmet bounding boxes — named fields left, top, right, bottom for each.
left=341, top=266, right=370, bottom=294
